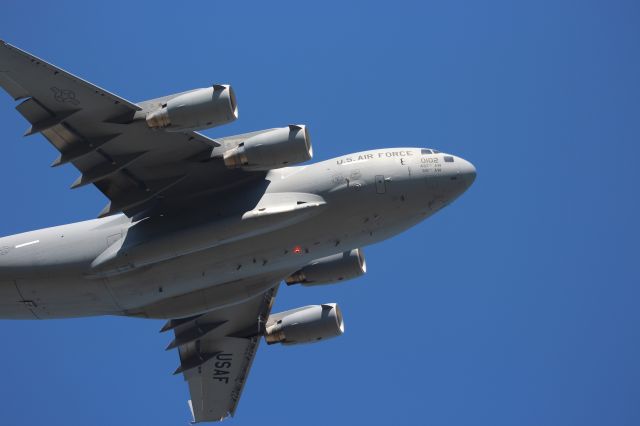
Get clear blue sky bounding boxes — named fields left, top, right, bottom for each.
left=1, top=1, right=639, bottom=425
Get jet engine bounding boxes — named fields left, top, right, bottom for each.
left=223, top=124, right=312, bottom=170
left=265, top=303, right=344, bottom=345
left=285, top=248, right=366, bottom=286
left=146, top=85, right=238, bottom=131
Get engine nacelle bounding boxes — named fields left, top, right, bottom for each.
left=223, top=124, right=312, bottom=170
left=265, top=303, right=344, bottom=345
left=146, top=85, right=238, bottom=132
left=285, top=248, right=366, bottom=286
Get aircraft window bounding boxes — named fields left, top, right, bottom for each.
left=432, top=150, right=440, bottom=154
left=444, top=156, right=454, bottom=163
left=421, top=149, right=433, bottom=155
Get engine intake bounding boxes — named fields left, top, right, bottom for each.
left=265, top=303, right=344, bottom=345
left=223, top=124, right=312, bottom=170
left=286, top=248, right=366, bottom=286
left=146, top=85, right=238, bottom=132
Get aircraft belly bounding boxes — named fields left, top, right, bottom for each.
left=121, top=273, right=283, bottom=319
left=0, top=170, right=428, bottom=320
left=12, top=276, right=122, bottom=319
left=103, top=203, right=415, bottom=318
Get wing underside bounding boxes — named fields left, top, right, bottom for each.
left=162, top=286, right=278, bottom=423
left=0, top=40, right=262, bottom=218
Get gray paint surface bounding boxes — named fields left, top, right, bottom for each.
left=0, top=42, right=476, bottom=422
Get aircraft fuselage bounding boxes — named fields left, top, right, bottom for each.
left=0, top=147, right=475, bottom=319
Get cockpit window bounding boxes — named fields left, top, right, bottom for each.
left=444, top=156, right=454, bottom=162
left=421, top=149, right=433, bottom=155
left=432, top=150, right=440, bottom=154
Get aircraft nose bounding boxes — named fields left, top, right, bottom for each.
left=458, top=158, right=476, bottom=189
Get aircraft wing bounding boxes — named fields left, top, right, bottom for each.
left=162, top=286, right=278, bottom=423
left=0, top=40, right=261, bottom=218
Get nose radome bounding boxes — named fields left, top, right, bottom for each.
left=457, top=157, right=476, bottom=188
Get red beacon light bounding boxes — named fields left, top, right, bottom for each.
left=292, top=245, right=303, bottom=255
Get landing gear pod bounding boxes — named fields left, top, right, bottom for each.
left=286, top=248, right=366, bottom=286
left=265, top=303, right=345, bottom=345
left=146, top=84, right=238, bottom=132
left=223, top=124, right=312, bottom=170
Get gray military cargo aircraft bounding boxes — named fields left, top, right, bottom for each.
left=0, top=41, right=476, bottom=422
